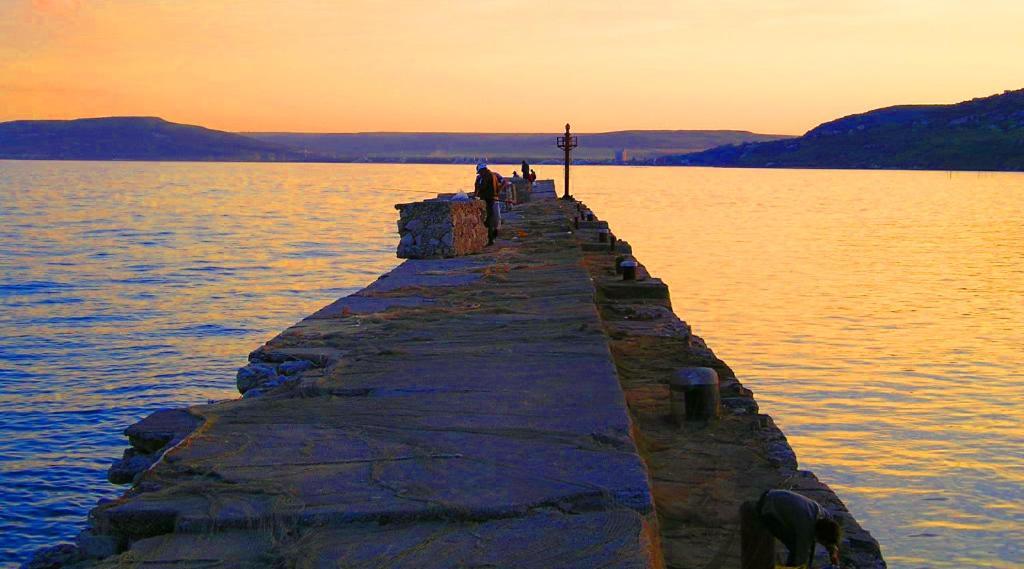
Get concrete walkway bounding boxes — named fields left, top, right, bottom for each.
left=90, top=200, right=662, bottom=567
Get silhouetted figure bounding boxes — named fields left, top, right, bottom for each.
left=741, top=490, right=841, bottom=569
left=521, top=160, right=530, bottom=182
left=474, top=163, right=498, bottom=245
left=527, top=169, right=537, bottom=183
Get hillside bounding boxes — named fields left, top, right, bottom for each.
left=0, top=117, right=308, bottom=161
left=663, top=89, right=1024, bottom=171
left=245, top=130, right=791, bottom=163
left=0, top=118, right=790, bottom=164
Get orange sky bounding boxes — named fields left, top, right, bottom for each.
left=2, top=0, right=1023, bottom=135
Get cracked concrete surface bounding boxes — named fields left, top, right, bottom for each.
left=85, top=200, right=662, bottom=568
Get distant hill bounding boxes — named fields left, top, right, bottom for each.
left=663, top=89, right=1024, bottom=171
left=0, top=117, right=790, bottom=164
left=244, top=130, right=791, bottom=164
left=0, top=117, right=307, bottom=161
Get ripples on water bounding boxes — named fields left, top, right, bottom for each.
left=574, top=167, right=1024, bottom=569
left=0, top=162, right=1021, bottom=568
left=0, top=162, right=428, bottom=566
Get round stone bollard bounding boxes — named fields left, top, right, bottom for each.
left=669, top=367, right=720, bottom=424
left=620, top=259, right=637, bottom=280
left=614, top=255, right=628, bottom=274
left=598, top=228, right=609, bottom=243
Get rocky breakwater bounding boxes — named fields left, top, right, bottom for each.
left=25, top=194, right=885, bottom=569
left=395, top=198, right=488, bottom=258
left=566, top=200, right=886, bottom=569
left=25, top=197, right=663, bottom=568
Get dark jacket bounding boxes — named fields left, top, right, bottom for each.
left=758, top=490, right=833, bottom=567
left=475, top=169, right=496, bottom=201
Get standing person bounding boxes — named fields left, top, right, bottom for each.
left=741, top=489, right=842, bottom=569
left=521, top=160, right=530, bottom=183
left=527, top=169, right=537, bottom=183
left=474, top=163, right=498, bottom=245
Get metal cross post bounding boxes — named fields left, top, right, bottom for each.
left=556, top=123, right=578, bottom=200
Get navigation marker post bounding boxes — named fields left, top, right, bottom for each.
left=556, top=123, right=578, bottom=200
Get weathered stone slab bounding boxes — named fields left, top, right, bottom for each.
left=581, top=241, right=618, bottom=252
left=362, top=257, right=487, bottom=292
left=125, top=409, right=202, bottom=454
left=599, top=277, right=671, bottom=301
left=106, top=409, right=204, bottom=485
left=307, top=294, right=432, bottom=319
left=100, top=510, right=656, bottom=569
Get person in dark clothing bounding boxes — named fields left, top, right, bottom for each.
left=474, top=162, right=497, bottom=245
left=521, top=160, right=530, bottom=182
left=741, top=489, right=841, bottom=568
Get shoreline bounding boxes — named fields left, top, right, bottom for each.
left=3, top=156, right=1023, bottom=174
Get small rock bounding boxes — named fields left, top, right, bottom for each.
left=721, top=397, right=758, bottom=415
left=75, top=530, right=117, bottom=559
left=242, top=387, right=266, bottom=398
left=125, top=408, right=201, bottom=453
left=277, top=359, right=314, bottom=376
left=108, top=448, right=157, bottom=484
left=767, top=441, right=798, bottom=471
left=236, top=362, right=277, bottom=393
left=262, top=376, right=287, bottom=389
left=23, top=543, right=82, bottom=569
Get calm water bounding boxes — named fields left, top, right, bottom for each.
left=1, top=162, right=1021, bottom=568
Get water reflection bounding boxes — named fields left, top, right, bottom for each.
left=0, top=162, right=1020, bottom=568
left=574, top=166, right=1024, bottom=569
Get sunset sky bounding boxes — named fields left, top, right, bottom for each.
left=2, top=0, right=1023, bottom=134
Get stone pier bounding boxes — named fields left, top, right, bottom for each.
left=27, top=195, right=885, bottom=569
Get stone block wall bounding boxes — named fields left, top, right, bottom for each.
left=509, top=180, right=531, bottom=203
left=395, top=199, right=488, bottom=258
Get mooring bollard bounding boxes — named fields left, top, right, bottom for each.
left=615, top=255, right=628, bottom=274
left=609, top=233, right=617, bottom=252
left=669, top=367, right=720, bottom=424
left=586, top=211, right=595, bottom=222
left=620, top=259, right=637, bottom=280
left=574, top=216, right=580, bottom=229
left=598, top=228, right=608, bottom=243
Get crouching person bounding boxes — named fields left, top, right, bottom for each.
left=741, top=489, right=842, bottom=569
